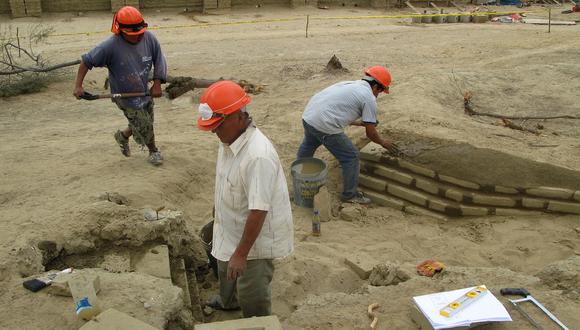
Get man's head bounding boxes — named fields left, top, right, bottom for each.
left=363, top=66, right=392, bottom=97
left=111, top=6, right=148, bottom=44
left=197, top=81, right=252, bottom=144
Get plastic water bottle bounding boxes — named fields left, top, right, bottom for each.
left=69, top=274, right=101, bottom=320
left=312, top=209, right=321, bottom=236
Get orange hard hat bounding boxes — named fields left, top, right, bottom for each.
left=197, top=80, right=251, bottom=131
left=365, top=66, right=392, bottom=94
left=111, top=6, right=147, bottom=36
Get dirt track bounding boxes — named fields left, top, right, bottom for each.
left=1, top=5, right=580, bottom=329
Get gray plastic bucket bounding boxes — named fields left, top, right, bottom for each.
left=290, top=157, right=328, bottom=208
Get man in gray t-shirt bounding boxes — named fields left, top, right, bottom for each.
left=297, top=66, right=398, bottom=204
left=73, top=6, right=167, bottom=166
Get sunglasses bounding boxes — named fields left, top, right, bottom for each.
left=119, top=22, right=148, bottom=33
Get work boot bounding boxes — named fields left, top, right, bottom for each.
left=342, top=191, right=372, bottom=205
left=148, top=151, right=163, bottom=166
left=114, top=130, right=130, bottom=157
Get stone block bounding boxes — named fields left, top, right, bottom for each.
left=80, top=308, right=159, bottom=330
left=438, top=174, right=480, bottom=190
left=100, top=252, right=131, bottom=273
left=472, top=194, right=516, bottom=207
left=397, top=159, right=436, bottom=178
left=344, top=255, right=379, bottom=280
left=526, top=187, right=575, bottom=200
left=362, top=190, right=405, bottom=211
left=373, top=165, right=414, bottom=185
left=495, top=185, right=519, bottom=194
left=131, top=245, right=171, bottom=279
left=522, top=198, right=547, bottom=209
left=415, top=178, right=439, bottom=195
left=194, top=315, right=282, bottom=330
left=460, top=205, right=489, bottom=216
left=547, top=201, right=580, bottom=215
left=46, top=271, right=100, bottom=297
left=314, top=186, right=332, bottom=222
left=444, top=189, right=464, bottom=202
left=388, top=184, right=428, bottom=207
left=359, top=174, right=386, bottom=192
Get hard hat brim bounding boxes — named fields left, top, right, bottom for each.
left=197, top=116, right=224, bottom=131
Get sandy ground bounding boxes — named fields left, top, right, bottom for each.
left=1, top=4, right=580, bottom=329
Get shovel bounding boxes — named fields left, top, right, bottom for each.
left=78, top=91, right=149, bottom=101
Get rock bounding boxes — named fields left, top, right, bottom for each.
left=369, top=263, right=410, bottom=286
left=202, top=306, right=214, bottom=316
left=340, top=205, right=362, bottom=222
left=16, top=245, right=44, bottom=277
left=536, top=256, right=580, bottom=291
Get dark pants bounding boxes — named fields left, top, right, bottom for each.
left=297, top=120, right=360, bottom=200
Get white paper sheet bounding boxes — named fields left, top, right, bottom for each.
left=413, top=285, right=512, bottom=330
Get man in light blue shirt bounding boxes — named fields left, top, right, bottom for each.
left=297, top=66, right=398, bottom=204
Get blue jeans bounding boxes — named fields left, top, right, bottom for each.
left=297, top=120, right=360, bottom=200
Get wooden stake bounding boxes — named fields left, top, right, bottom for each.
left=548, top=7, right=551, bottom=33
left=306, top=15, right=309, bottom=38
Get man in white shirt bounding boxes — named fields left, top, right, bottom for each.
left=298, top=66, right=398, bottom=204
left=197, top=81, right=294, bottom=317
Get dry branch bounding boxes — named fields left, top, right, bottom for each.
left=0, top=59, right=80, bottom=75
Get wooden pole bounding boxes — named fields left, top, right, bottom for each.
left=306, top=15, right=309, bottom=38
left=548, top=7, right=551, bottom=33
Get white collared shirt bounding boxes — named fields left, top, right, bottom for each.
left=212, top=125, right=294, bottom=262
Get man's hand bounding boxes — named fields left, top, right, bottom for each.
left=73, top=86, right=84, bottom=99
left=381, top=139, right=400, bottom=154
left=150, top=80, right=162, bottom=98
left=227, top=252, right=247, bottom=281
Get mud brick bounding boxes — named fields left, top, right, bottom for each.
left=573, top=191, right=580, bottom=202
left=131, top=245, right=171, bottom=279
left=495, top=208, right=542, bottom=216
left=427, top=198, right=460, bottom=216
left=494, top=185, right=519, bottom=194
left=360, top=142, right=383, bottom=162
left=438, top=174, right=480, bottom=190
left=371, top=0, right=387, bottom=8
left=526, top=187, right=574, bottom=200
left=397, top=159, right=436, bottom=178
left=445, top=189, right=464, bottom=203
left=359, top=174, right=386, bottom=192
left=372, top=164, right=414, bottom=185
left=522, top=198, right=547, bottom=209
left=218, top=0, right=231, bottom=8
left=194, top=315, right=282, bottom=330
left=388, top=184, right=428, bottom=207
left=111, top=0, right=140, bottom=12
left=460, top=205, right=489, bottom=216
left=344, top=254, right=379, bottom=280
left=472, top=194, right=516, bottom=207
left=415, top=178, right=439, bottom=195
left=46, top=271, right=101, bottom=297
left=547, top=201, right=580, bottom=215
left=80, top=308, right=159, bottom=330
left=362, top=189, right=405, bottom=211
left=404, top=205, right=448, bottom=220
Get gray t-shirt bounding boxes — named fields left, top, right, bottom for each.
left=302, top=80, right=378, bottom=135
left=81, top=31, right=167, bottom=109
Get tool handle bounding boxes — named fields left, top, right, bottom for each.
left=500, top=288, right=530, bottom=297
